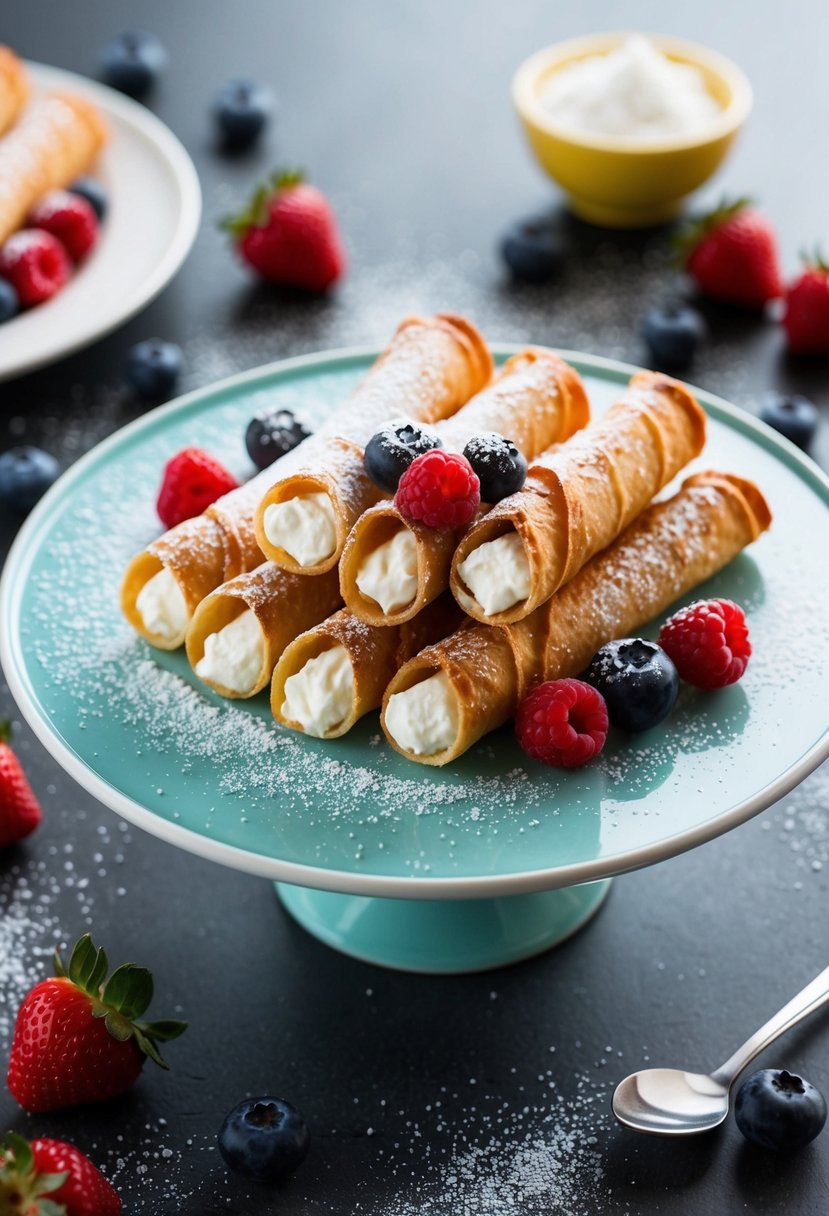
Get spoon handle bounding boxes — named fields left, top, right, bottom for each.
left=712, top=964, right=829, bottom=1090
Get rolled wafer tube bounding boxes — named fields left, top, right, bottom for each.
left=338, top=348, right=589, bottom=626
left=255, top=314, right=493, bottom=574
left=0, top=93, right=107, bottom=242
left=272, top=594, right=463, bottom=739
left=0, top=47, right=29, bottom=137
left=450, top=370, right=707, bottom=625
left=185, top=563, right=342, bottom=699
left=382, top=471, right=771, bottom=766
left=121, top=313, right=491, bottom=650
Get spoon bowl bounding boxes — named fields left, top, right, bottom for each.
left=612, top=1068, right=729, bottom=1135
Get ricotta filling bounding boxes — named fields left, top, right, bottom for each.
left=384, top=670, right=460, bottom=756
left=356, top=527, right=419, bottom=615
left=194, top=608, right=265, bottom=695
left=136, top=567, right=188, bottom=641
left=457, top=532, right=531, bottom=616
left=263, top=492, right=337, bottom=567
left=282, top=645, right=355, bottom=737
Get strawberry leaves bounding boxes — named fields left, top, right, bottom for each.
left=0, top=1132, right=69, bottom=1215
left=220, top=167, right=305, bottom=239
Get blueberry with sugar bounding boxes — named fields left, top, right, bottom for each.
left=583, top=638, right=679, bottom=733
left=759, top=392, right=817, bottom=450
left=463, top=432, right=527, bottom=502
left=364, top=419, right=443, bottom=493
left=735, top=1069, right=826, bottom=1152
left=246, top=407, right=311, bottom=470
left=218, top=1096, right=311, bottom=1181
left=641, top=301, right=706, bottom=369
left=0, top=446, right=60, bottom=512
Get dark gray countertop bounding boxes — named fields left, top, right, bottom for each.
left=1, top=2, right=827, bottom=1212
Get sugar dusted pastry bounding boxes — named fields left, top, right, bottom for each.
left=338, top=348, right=589, bottom=625
left=255, top=314, right=493, bottom=573
left=122, top=314, right=491, bottom=650
left=382, top=472, right=771, bottom=766
left=0, top=93, right=107, bottom=243
left=0, top=47, right=29, bottom=137
left=450, top=370, right=706, bottom=625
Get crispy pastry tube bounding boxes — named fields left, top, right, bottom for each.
left=121, top=314, right=491, bottom=650
left=0, top=47, right=29, bottom=137
left=338, top=348, right=590, bottom=626
left=254, top=314, right=493, bottom=574
left=272, top=595, right=463, bottom=739
left=450, top=370, right=707, bottom=625
left=382, top=472, right=771, bottom=766
left=0, top=93, right=107, bottom=242
left=185, top=564, right=342, bottom=699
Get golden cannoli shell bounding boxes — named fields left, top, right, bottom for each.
left=0, top=92, right=107, bottom=242
left=339, top=348, right=590, bottom=626
left=383, top=471, right=771, bottom=766
left=0, top=47, right=29, bottom=137
left=185, top=563, right=342, bottom=699
left=451, top=370, right=707, bottom=625
left=272, top=594, right=463, bottom=738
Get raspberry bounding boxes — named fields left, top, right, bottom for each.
left=156, top=447, right=238, bottom=529
left=394, top=449, right=480, bottom=529
left=658, top=598, right=751, bottom=689
left=515, top=678, right=609, bottom=768
left=0, top=228, right=71, bottom=306
left=29, top=189, right=99, bottom=261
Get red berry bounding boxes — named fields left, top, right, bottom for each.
left=156, top=446, right=238, bottom=529
left=394, top=449, right=480, bottom=529
left=682, top=201, right=782, bottom=309
left=7, top=933, right=187, bottom=1113
left=658, top=598, right=751, bottom=689
left=783, top=257, right=829, bottom=355
left=0, top=720, right=43, bottom=847
left=515, top=678, right=609, bottom=769
left=0, top=1132, right=122, bottom=1216
left=0, top=228, right=72, bottom=306
left=226, top=169, right=346, bottom=292
left=29, top=188, right=99, bottom=261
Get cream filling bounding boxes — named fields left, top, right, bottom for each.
left=263, top=492, right=337, bottom=567
left=384, top=670, right=460, bottom=756
left=282, top=644, right=355, bottom=737
left=356, top=528, right=419, bottom=615
left=136, top=567, right=188, bottom=641
left=194, top=608, right=265, bottom=695
left=457, top=533, right=531, bottom=616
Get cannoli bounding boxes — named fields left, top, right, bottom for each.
left=0, top=93, right=107, bottom=243
left=271, top=594, right=463, bottom=739
left=0, top=47, right=29, bottom=137
left=254, top=315, right=493, bottom=574
left=121, top=314, right=491, bottom=650
left=450, top=370, right=706, bottom=625
left=338, top=348, right=589, bottom=625
left=382, top=472, right=771, bottom=766
left=185, top=564, right=342, bottom=698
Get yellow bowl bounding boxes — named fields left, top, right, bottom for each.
left=512, top=32, right=752, bottom=228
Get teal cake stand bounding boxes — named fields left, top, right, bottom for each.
left=3, top=348, right=829, bottom=973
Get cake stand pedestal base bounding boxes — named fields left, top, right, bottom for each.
left=275, top=879, right=612, bottom=973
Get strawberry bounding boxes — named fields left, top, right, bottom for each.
left=156, top=446, right=238, bottom=529
left=7, top=933, right=187, bottom=1112
left=223, top=169, right=346, bottom=292
left=783, top=251, right=829, bottom=355
left=679, top=199, right=782, bottom=309
left=0, top=1132, right=121, bottom=1216
left=0, top=720, right=43, bottom=847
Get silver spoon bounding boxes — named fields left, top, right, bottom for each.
left=612, top=964, right=829, bottom=1135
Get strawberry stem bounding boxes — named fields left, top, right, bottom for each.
left=0, top=720, right=11, bottom=746
left=220, top=167, right=306, bottom=240
left=674, top=196, right=754, bottom=263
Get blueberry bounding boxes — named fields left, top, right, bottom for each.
left=759, top=392, right=818, bottom=450
left=735, top=1069, right=826, bottom=1152
left=0, top=278, right=19, bottom=323
left=99, top=31, right=167, bottom=98
left=218, top=1097, right=310, bottom=1181
left=463, top=432, right=527, bottom=502
left=126, top=339, right=183, bottom=399
left=641, top=301, right=706, bottom=369
left=214, top=78, right=274, bottom=148
left=364, top=419, right=443, bottom=493
left=246, top=407, right=311, bottom=470
left=69, top=177, right=108, bottom=222
left=500, top=217, right=564, bottom=284
left=583, top=638, right=679, bottom=733
left=0, top=446, right=60, bottom=512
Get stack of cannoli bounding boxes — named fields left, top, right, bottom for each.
left=121, top=313, right=771, bottom=766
